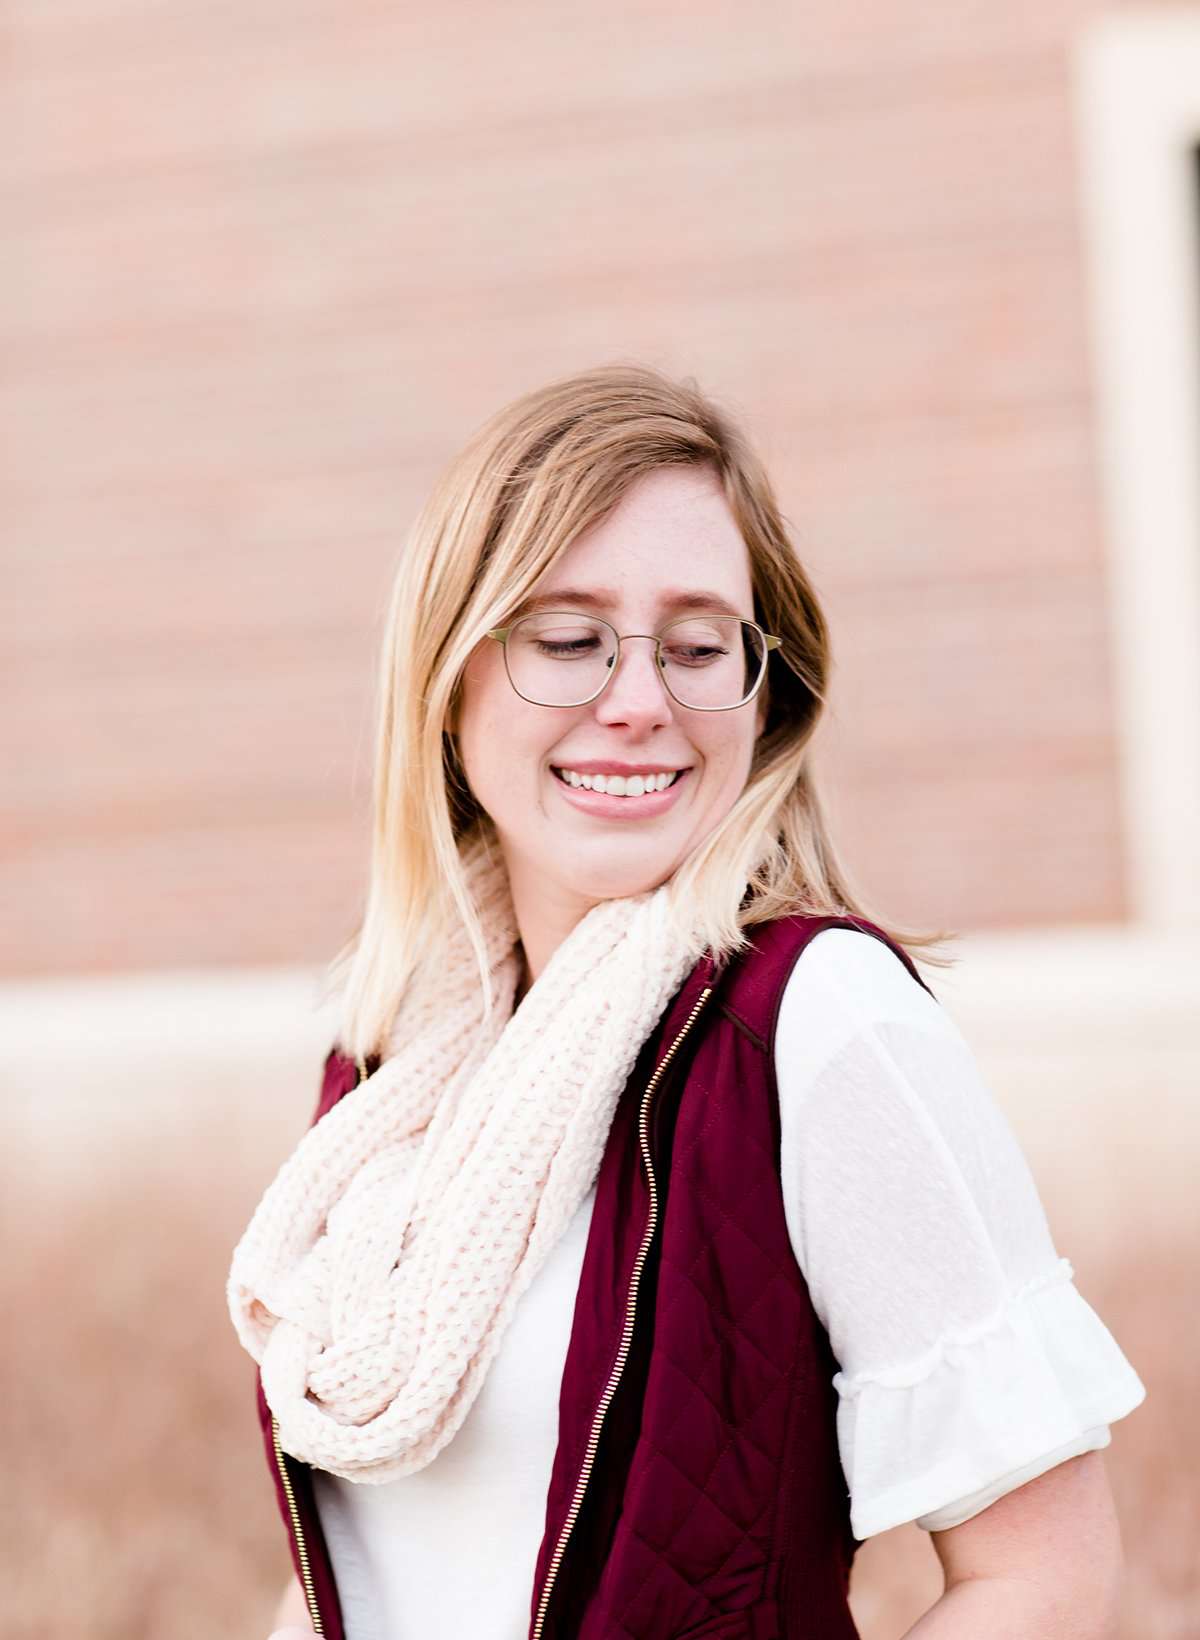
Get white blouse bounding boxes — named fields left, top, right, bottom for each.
left=311, top=928, right=1146, bottom=1640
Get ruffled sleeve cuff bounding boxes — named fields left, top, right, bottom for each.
left=833, top=1257, right=1148, bottom=1541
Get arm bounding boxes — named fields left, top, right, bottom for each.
left=901, top=1451, right=1124, bottom=1639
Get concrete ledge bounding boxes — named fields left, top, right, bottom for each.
left=3, top=926, right=1196, bottom=1249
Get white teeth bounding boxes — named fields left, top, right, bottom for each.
left=554, top=767, right=682, bottom=796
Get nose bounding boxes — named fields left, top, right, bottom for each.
left=592, top=635, right=674, bottom=731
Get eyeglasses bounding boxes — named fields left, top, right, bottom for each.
left=484, top=611, right=782, bottom=711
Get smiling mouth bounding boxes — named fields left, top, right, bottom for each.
left=550, top=766, right=688, bottom=797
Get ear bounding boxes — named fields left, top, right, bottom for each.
left=755, top=686, right=769, bottom=740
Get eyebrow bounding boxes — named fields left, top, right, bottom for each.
left=514, top=586, right=748, bottom=620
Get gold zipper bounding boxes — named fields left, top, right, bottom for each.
left=271, top=1412, right=325, bottom=1636
left=529, top=984, right=714, bottom=1640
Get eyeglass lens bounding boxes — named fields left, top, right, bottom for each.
left=505, top=614, right=766, bottom=709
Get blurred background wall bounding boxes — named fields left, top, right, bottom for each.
left=3, top=3, right=1197, bottom=1636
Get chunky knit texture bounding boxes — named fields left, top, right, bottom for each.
left=226, top=832, right=708, bottom=1482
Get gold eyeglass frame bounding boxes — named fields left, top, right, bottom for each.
left=484, top=611, right=782, bottom=712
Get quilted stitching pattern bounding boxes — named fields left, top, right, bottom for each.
left=585, top=1059, right=815, bottom=1636
left=555, top=918, right=872, bottom=1640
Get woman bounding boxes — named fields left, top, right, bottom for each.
left=228, top=364, right=1146, bottom=1640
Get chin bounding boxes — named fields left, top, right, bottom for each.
left=564, top=848, right=681, bottom=903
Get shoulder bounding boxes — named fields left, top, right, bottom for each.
left=772, top=923, right=950, bottom=1080
left=721, top=915, right=938, bottom=1048
left=780, top=923, right=942, bottom=1017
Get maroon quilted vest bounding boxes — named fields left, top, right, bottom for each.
left=253, top=912, right=936, bottom=1639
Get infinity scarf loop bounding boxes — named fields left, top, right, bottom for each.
left=226, top=835, right=706, bottom=1482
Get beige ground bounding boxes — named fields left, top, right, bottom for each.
left=1, top=1116, right=1190, bottom=1639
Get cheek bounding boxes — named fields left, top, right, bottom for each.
left=696, top=725, right=756, bottom=788
left=458, top=654, right=519, bottom=762
left=457, top=689, right=558, bottom=802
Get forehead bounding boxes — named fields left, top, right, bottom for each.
left=520, top=466, right=753, bottom=616
left=515, top=585, right=747, bottom=621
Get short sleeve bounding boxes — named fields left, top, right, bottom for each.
left=774, top=928, right=1147, bottom=1541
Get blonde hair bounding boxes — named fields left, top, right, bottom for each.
left=327, top=362, right=957, bottom=1064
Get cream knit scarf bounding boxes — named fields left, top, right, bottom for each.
left=226, top=832, right=707, bottom=1483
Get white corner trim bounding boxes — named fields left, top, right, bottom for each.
left=1072, top=12, right=1200, bottom=926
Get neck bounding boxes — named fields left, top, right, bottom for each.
left=503, top=854, right=599, bottom=994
